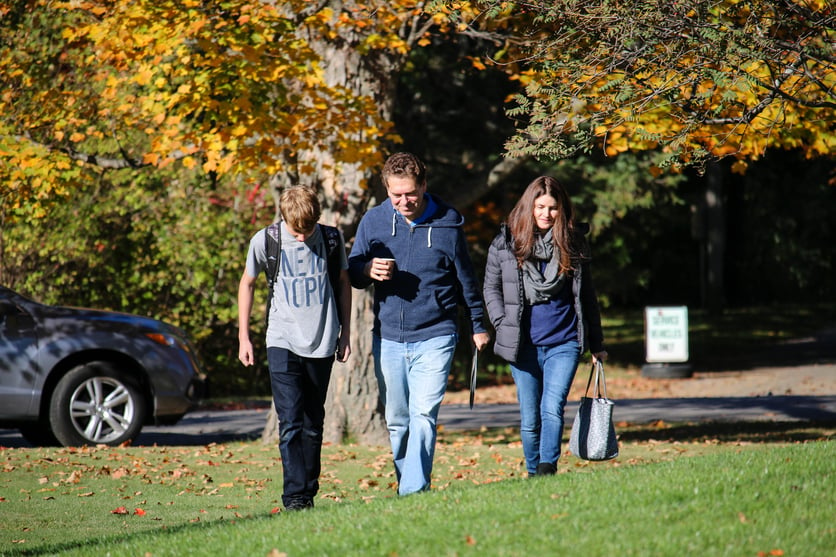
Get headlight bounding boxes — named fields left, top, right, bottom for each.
left=145, top=332, right=189, bottom=353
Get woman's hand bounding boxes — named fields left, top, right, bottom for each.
left=591, top=351, right=608, bottom=365
left=472, top=331, right=491, bottom=352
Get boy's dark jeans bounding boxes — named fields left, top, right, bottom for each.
left=267, top=347, right=334, bottom=507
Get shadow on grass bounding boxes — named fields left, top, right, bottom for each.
left=617, top=420, right=836, bottom=444
left=441, top=421, right=836, bottom=447
left=3, top=514, right=276, bottom=557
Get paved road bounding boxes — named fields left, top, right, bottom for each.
left=2, top=394, right=834, bottom=448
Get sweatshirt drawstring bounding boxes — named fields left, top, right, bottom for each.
left=390, top=209, right=434, bottom=247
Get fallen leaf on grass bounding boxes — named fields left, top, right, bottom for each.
left=133, top=508, right=146, bottom=516
left=270, top=507, right=282, bottom=514
left=110, top=468, right=129, bottom=479
left=465, top=535, right=477, bottom=546
left=111, top=506, right=129, bottom=515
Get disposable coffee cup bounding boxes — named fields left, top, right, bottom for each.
left=378, top=257, right=396, bottom=271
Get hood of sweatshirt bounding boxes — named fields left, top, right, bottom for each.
left=387, top=193, right=464, bottom=248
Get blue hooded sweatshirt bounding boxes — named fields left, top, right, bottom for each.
left=348, top=193, right=487, bottom=343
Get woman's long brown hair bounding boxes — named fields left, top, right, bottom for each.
left=507, top=176, right=578, bottom=273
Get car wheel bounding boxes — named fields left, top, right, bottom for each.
left=49, top=362, right=147, bottom=446
left=18, top=423, right=60, bottom=447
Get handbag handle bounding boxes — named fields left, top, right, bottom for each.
left=581, top=360, right=608, bottom=400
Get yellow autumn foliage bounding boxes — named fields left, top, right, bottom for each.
left=5, top=0, right=479, bottom=217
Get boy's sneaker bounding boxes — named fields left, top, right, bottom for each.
left=285, top=498, right=314, bottom=511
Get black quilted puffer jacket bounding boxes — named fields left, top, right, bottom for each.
left=482, top=223, right=605, bottom=363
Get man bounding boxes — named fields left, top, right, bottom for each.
left=349, top=152, right=490, bottom=496
left=238, top=185, right=351, bottom=511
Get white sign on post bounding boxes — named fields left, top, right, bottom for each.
left=645, top=306, right=689, bottom=363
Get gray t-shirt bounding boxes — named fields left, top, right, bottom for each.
left=245, top=222, right=348, bottom=358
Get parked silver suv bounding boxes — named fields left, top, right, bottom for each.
left=0, top=286, right=205, bottom=446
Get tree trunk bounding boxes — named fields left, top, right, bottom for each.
left=261, top=1, right=408, bottom=446
left=703, top=162, right=726, bottom=315
left=322, top=287, right=388, bottom=444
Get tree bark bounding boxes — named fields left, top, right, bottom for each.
left=703, top=162, right=726, bottom=315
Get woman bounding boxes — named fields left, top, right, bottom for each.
left=483, top=176, right=606, bottom=477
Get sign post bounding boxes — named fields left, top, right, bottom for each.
left=642, top=306, right=693, bottom=378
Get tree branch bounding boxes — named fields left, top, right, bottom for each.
left=446, top=155, right=529, bottom=209
left=10, top=134, right=196, bottom=170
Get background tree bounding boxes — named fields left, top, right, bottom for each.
left=0, top=0, right=524, bottom=445
left=459, top=0, right=835, bottom=165
left=2, top=1, right=834, bottom=447
left=457, top=0, right=835, bottom=311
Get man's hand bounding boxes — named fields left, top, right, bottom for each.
left=366, top=258, right=396, bottom=281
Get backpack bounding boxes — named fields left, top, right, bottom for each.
left=264, top=222, right=344, bottom=325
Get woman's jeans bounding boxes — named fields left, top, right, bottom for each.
left=373, top=334, right=457, bottom=496
left=511, top=340, right=580, bottom=475
left=268, top=347, right=334, bottom=507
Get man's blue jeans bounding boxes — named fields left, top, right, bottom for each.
left=373, top=334, right=457, bottom=496
left=510, top=340, right=580, bottom=475
left=268, top=347, right=334, bottom=507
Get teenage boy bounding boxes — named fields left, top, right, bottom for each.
left=238, top=186, right=351, bottom=511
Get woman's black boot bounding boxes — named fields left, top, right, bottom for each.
left=536, top=462, right=556, bottom=476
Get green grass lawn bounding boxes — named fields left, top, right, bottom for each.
left=2, top=423, right=833, bottom=556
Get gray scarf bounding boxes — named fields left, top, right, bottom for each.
left=522, top=233, right=567, bottom=304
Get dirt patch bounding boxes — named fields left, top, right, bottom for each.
left=445, top=364, right=836, bottom=405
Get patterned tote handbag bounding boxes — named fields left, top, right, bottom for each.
left=569, top=361, right=619, bottom=461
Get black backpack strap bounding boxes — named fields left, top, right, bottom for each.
left=265, top=222, right=281, bottom=287
left=319, top=224, right=344, bottom=324
left=264, top=223, right=281, bottom=325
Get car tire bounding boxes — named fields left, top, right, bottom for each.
left=49, top=362, right=147, bottom=446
